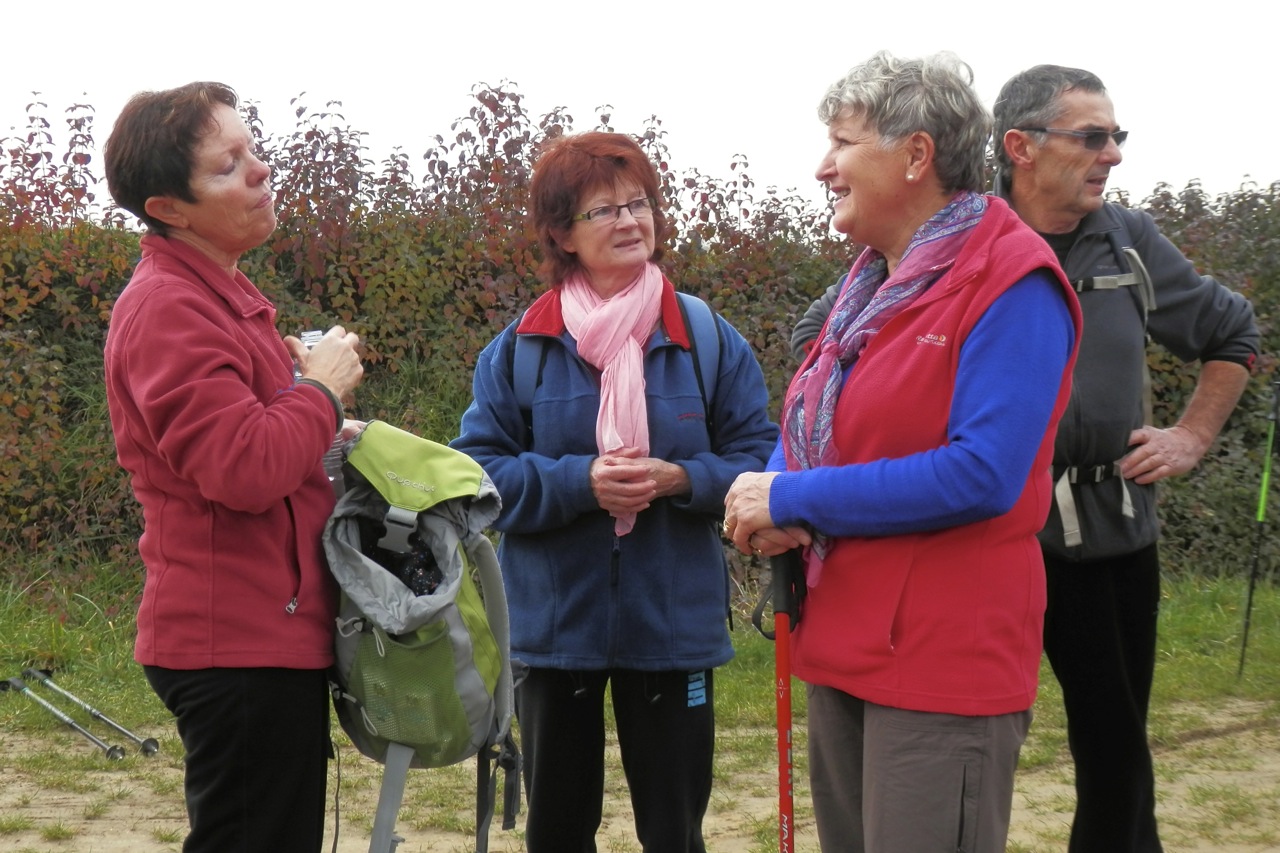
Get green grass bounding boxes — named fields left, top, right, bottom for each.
left=0, top=815, right=35, bottom=834
left=1, top=559, right=1277, bottom=852
left=39, top=822, right=76, bottom=841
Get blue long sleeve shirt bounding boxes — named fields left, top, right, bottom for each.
left=768, top=270, right=1074, bottom=538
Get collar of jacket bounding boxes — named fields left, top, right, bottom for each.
left=515, top=273, right=692, bottom=349
left=139, top=232, right=275, bottom=322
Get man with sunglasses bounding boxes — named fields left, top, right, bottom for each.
left=792, top=65, right=1257, bottom=853
left=993, top=64, right=1257, bottom=853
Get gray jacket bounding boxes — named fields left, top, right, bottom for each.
left=789, top=197, right=1259, bottom=562
left=1038, top=201, right=1257, bottom=560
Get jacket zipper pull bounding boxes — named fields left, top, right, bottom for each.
left=285, top=597, right=298, bottom=614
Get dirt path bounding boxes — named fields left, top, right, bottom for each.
left=2, top=702, right=1277, bottom=852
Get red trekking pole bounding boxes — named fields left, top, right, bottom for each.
left=755, top=550, right=803, bottom=852
left=774, top=554, right=796, bottom=853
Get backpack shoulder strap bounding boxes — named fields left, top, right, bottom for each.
left=512, top=325, right=541, bottom=413
left=675, top=292, right=721, bottom=423
left=1072, top=209, right=1157, bottom=317
left=511, top=317, right=550, bottom=441
left=465, top=533, right=512, bottom=741
left=465, top=532, right=518, bottom=853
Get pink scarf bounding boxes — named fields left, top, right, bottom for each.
left=561, top=262, right=664, bottom=535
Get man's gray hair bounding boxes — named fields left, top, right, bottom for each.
left=817, top=50, right=990, bottom=193
left=992, top=65, right=1107, bottom=171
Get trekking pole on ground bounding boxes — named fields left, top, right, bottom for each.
left=22, top=668, right=159, bottom=755
left=6, top=677, right=126, bottom=760
left=1238, top=379, right=1280, bottom=679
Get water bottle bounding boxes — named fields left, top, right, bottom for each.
left=297, top=330, right=346, bottom=497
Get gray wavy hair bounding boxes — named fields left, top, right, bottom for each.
left=817, top=51, right=990, bottom=193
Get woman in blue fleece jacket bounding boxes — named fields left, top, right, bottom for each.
left=451, top=132, right=776, bottom=853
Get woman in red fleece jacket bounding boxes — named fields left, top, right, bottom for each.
left=103, top=82, right=363, bottom=853
left=724, top=52, right=1081, bottom=853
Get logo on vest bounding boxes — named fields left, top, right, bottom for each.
left=916, top=333, right=949, bottom=347
left=384, top=470, right=436, bottom=494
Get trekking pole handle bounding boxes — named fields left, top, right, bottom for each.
left=1257, top=380, right=1280, bottom=523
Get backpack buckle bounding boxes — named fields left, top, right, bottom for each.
left=377, top=506, right=417, bottom=554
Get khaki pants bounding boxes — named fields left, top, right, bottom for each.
left=806, top=685, right=1030, bottom=853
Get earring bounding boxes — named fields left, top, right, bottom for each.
left=905, top=173, right=915, bottom=182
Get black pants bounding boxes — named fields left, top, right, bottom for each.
left=1043, top=544, right=1163, bottom=853
left=144, top=666, right=332, bottom=853
left=515, top=666, right=715, bottom=853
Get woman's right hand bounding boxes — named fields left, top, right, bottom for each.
left=285, top=326, right=364, bottom=403
left=724, top=471, right=812, bottom=555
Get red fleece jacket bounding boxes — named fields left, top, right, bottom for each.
left=104, top=235, right=339, bottom=670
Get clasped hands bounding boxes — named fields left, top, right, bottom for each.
left=722, top=471, right=811, bottom=557
left=590, top=447, right=690, bottom=515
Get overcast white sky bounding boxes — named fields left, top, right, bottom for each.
left=3, top=1, right=1274, bottom=212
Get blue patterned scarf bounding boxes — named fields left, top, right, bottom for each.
left=781, top=191, right=988, bottom=566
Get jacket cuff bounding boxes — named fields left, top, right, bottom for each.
left=296, top=378, right=343, bottom=432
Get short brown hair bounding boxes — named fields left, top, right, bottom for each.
left=104, top=82, right=239, bottom=235
left=529, top=132, right=668, bottom=285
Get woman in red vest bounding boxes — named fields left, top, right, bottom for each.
left=724, top=51, right=1082, bottom=853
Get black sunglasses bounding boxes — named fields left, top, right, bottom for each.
left=1016, top=127, right=1128, bottom=151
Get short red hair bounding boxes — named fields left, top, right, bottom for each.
left=530, top=132, right=668, bottom=285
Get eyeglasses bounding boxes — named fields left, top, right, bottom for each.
left=572, top=197, right=656, bottom=224
left=1016, top=127, right=1128, bottom=150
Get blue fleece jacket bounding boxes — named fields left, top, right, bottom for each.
left=452, top=283, right=778, bottom=671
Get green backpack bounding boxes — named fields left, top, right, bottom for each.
left=323, top=420, right=517, bottom=853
